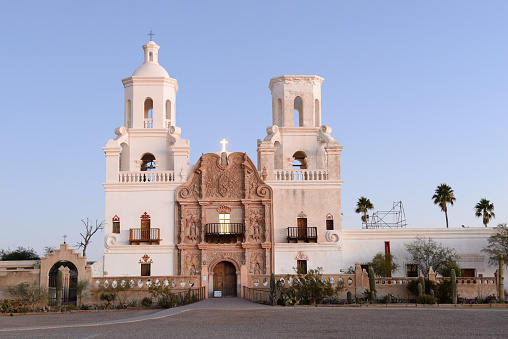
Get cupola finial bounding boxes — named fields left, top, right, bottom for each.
left=147, top=29, right=155, bottom=41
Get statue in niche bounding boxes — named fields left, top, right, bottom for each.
left=189, top=222, right=197, bottom=241
left=249, top=210, right=263, bottom=241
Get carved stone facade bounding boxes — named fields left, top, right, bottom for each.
left=176, top=152, right=273, bottom=283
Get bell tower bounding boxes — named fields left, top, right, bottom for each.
left=257, top=75, right=343, bottom=275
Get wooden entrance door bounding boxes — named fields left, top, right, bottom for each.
left=213, top=261, right=237, bottom=297
left=297, top=218, right=307, bottom=239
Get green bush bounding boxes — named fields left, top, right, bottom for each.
left=407, top=279, right=435, bottom=295
left=417, top=294, right=436, bottom=304
left=99, top=293, right=117, bottom=308
left=436, top=279, right=453, bottom=303
left=141, top=297, right=153, bottom=307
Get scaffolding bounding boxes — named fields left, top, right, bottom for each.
left=363, top=201, right=407, bottom=229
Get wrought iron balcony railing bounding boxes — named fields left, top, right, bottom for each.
left=129, top=228, right=161, bottom=245
left=205, top=223, right=244, bottom=236
left=287, top=227, right=317, bottom=242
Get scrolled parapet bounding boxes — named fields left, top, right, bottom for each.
left=170, top=126, right=181, bottom=138
left=325, top=230, right=340, bottom=242
left=114, top=126, right=127, bottom=136
left=104, top=234, right=117, bottom=249
left=262, top=125, right=281, bottom=145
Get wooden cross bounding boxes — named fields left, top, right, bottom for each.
left=147, top=29, right=155, bottom=41
left=63, top=234, right=67, bottom=244
left=220, top=138, right=228, bottom=153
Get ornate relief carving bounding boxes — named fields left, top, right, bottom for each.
left=139, top=254, right=153, bottom=264
left=141, top=212, right=151, bottom=219
left=184, top=252, right=200, bottom=275
left=217, top=205, right=231, bottom=214
left=112, top=215, right=120, bottom=222
left=206, top=251, right=242, bottom=269
left=249, top=250, right=265, bottom=274
left=249, top=209, right=264, bottom=241
left=295, top=251, right=309, bottom=261
left=297, top=211, right=307, bottom=218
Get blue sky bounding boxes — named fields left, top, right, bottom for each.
left=1, top=1, right=506, bottom=261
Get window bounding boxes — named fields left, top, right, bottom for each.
left=141, top=153, right=156, bottom=171
left=219, top=213, right=231, bottom=234
left=463, top=269, right=476, bottom=277
left=361, top=264, right=369, bottom=273
left=141, top=263, right=151, bottom=276
left=294, top=96, right=303, bottom=127
left=297, top=260, right=307, bottom=274
left=112, top=215, right=120, bottom=233
left=144, top=98, right=154, bottom=128
left=326, top=214, right=334, bottom=230
left=406, top=264, right=418, bottom=277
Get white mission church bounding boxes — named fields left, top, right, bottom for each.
left=97, top=40, right=495, bottom=297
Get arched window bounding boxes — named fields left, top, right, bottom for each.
left=165, top=99, right=171, bottom=128
left=149, top=52, right=153, bottom=62
left=141, top=153, right=156, bottom=171
left=315, top=99, right=320, bottom=127
left=112, top=215, right=120, bottom=233
left=292, top=151, right=307, bottom=169
left=274, top=141, right=283, bottom=169
left=294, top=96, right=303, bottom=127
left=144, top=98, right=153, bottom=128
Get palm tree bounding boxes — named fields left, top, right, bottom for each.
left=355, top=197, right=374, bottom=224
left=475, top=198, right=495, bottom=227
left=432, top=183, right=456, bottom=228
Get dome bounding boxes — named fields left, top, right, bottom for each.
left=132, top=63, right=170, bottom=77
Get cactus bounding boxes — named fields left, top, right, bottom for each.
left=451, top=269, right=457, bottom=304
left=370, top=290, right=376, bottom=303
left=429, top=289, right=435, bottom=298
left=56, top=269, right=63, bottom=308
left=418, top=276, right=425, bottom=294
left=270, top=273, right=276, bottom=306
left=499, top=254, right=505, bottom=303
left=347, top=291, right=352, bottom=304
left=368, top=268, right=376, bottom=293
left=417, top=282, right=423, bottom=297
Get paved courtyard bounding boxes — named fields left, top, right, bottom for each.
left=0, top=298, right=507, bottom=338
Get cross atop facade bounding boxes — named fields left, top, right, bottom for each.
left=147, top=29, right=155, bottom=41
left=63, top=234, right=67, bottom=244
left=220, top=138, right=228, bottom=153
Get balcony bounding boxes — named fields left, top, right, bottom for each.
left=118, top=171, right=175, bottom=183
left=205, top=223, right=244, bottom=244
left=274, top=170, right=328, bottom=181
left=129, top=228, right=161, bottom=245
left=287, top=227, right=317, bottom=243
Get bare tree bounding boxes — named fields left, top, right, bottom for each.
left=76, top=218, right=104, bottom=257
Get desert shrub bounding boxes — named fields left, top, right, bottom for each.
left=278, top=268, right=343, bottom=305
left=417, top=294, right=436, bottom=304
left=99, top=293, right=117, bottom=308
left=0, top=299, right=14, bottom=313
left=141, top=297, right=153, bottom=307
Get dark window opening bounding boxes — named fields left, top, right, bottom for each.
left=141, top=153, right=156, bottom=171
left=141, top=263, right=151, bottom=276
left=406, top=264, right=418, bottom=277
left=326, top=219, right=334, bottom=230
left=297, top=260, right=307, bottom=274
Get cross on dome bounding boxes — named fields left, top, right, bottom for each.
left=147, top=29, right=155, bottom=41
left=220, top=138, right=228, bottom=153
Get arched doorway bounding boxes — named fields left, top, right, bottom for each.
left=48, top=261, right=78, bottom=306
left=213, top=261, right=237, bottom=297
